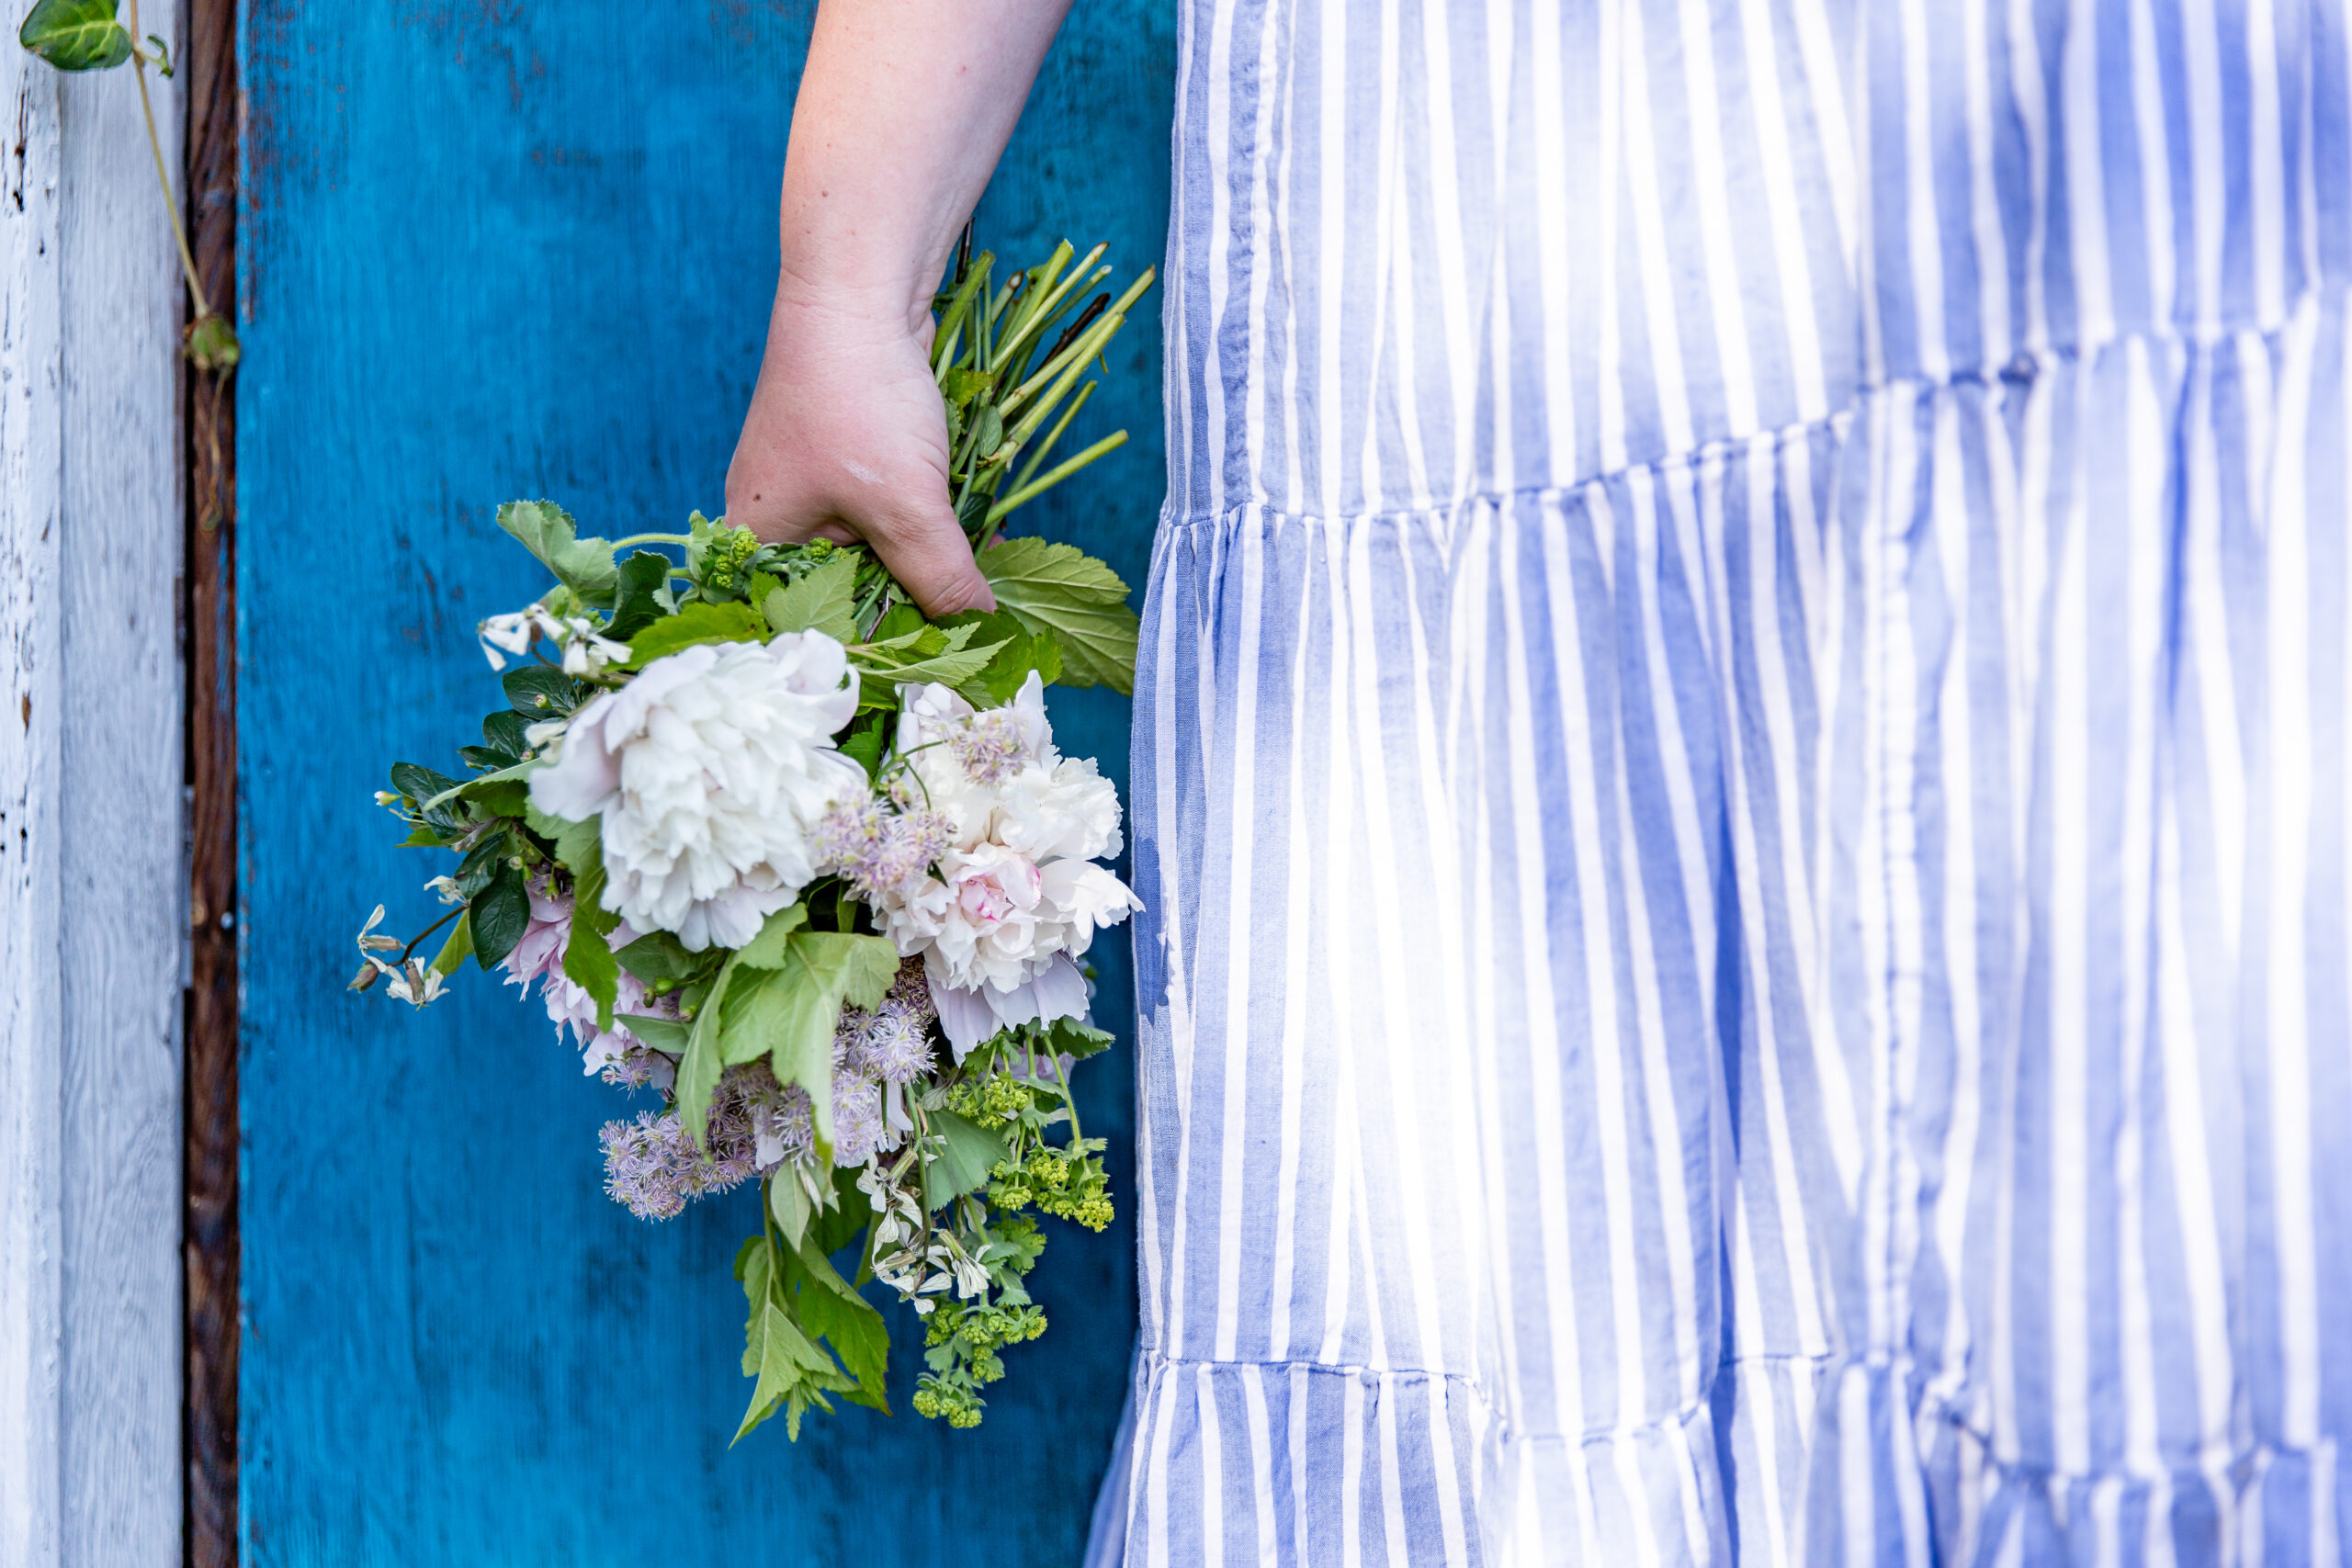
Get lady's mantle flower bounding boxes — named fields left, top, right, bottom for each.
left=529, top=632, right=865, bottom=951
left=872, top=673, right=1140, bottom=1054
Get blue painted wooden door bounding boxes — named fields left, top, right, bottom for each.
left=237, top=6, right=1170, bottom=1562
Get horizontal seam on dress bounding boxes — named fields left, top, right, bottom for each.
left=1158, top=276, right=2352, bottom=536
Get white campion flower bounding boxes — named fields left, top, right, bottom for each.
left=872, top=672, right=1140, bottom=1055
left=529, top=631, right=865, bottom=951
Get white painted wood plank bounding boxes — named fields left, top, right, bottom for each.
left=0, top=35, right=69, bottom=1568
left=0, top=13, right=186, bottom=1567
left=55, top=7, right=185, bottom=1564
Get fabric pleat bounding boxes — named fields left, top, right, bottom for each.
left=1100, top=2, right=2352, bottom=1562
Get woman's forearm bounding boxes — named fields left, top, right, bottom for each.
left=779, top=0, right=1075, bottom=329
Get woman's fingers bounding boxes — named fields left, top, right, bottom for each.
left=859, top=496, right=997, bottom=616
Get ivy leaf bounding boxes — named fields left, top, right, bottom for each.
left=605, top=550, right=672, bottom=641
left=922, top=1109, right=1010, bottom=1212
left=469, top=861, right=531, bottom=971
left=762, top=550, right=859, bottom=645
left=17, top=0, right=131, bottom=70
left=978, top=536, right=1140, bottom=694
left=560, top=832, right=620, bottom=1032
left=625, top=599, right=766, bottom=664
left=495, top=500, right=617, bottom=604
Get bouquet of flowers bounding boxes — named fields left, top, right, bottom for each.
left=351, top=236, right=1152, bottom=1439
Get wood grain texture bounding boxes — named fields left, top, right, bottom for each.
left=0, top=15, right=189, bottom=1568
left=0, top=37, right=68, bottom=1568
left=56, top=8, right=189, bottom=1565
left=182, top=3, right=240, bottom=1564
left=239, top=3, right=1171, bottom=1562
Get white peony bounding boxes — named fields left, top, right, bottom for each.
left=530, top=631, right=865, bottom=951
left=874, top=672, right=1141, bottom=1055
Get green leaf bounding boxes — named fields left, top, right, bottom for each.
left=978, top=536, right=1140, bottom=694
left=390, top=761, right=462, bottom=806
left=848, top=635, right=1009, bottom=694
left=469, top=862, right=531, bottom=971
left=548, top=814, right=601, bottom=878
left=717, top=930, right=899, bottom=1156
left=459, top=776, right=531, bottom=818
left=733, top=1300, right=847, bottom=1445
left=616, top=1012, right=690, bottom=1054
left=941, top=609, right=1064, bottom=705
left=495, top=500, right=617, bottom=604
left=18, top=0, right=130, bottom=70
left=676, top=951, right=742, bottom=1149
left=605, top=550, right=673, bottom=640
left=624, top=599, right=766, bottom=664
left=736, top=1234, right=773, bottom=1307
left=922, top=1109, right=1011, bottom=1212
left=1041, top=1014, right=1116, bottom=1062
left=839, top=718, right=888, bottom=782
left=561, top=834, right=620, bottom=1032
left=788, top=1236, right=891, bottom=1413
left=614, top=930, right=697, bottom=983
left=427, top=913, right=473, bottom=977
left=770, top=1171, right=810, bottom=1252
left=501, top=666, right=580, bottom=716
left=729, top=902, right=810, bottom=970
left=762, top=550, right=859, bottom=645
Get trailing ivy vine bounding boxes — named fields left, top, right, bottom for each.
left=18, top=0, right=240, bottom=372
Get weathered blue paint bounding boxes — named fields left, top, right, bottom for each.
left=236, top=6, right=1170, bottom=1562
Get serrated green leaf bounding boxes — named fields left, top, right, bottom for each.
left=729, top=902, right=810, bottom=969
left=940, top=609, right=1064, bottom=704
left=18, top=0, right=130, bottom=70
left=624, top=599, right=766, bottom=664
left=496, top=500, right=617, bottom=604
left=548, top=813, right=601, bottom=878
left=762, top=551, right=859, bottom=644
left=978, top=536, right=1139, bottom=694
left=732, top=1301, right=847, bottom=1445
left=1042, top=1014, right=1116, bottom=1061
left=716, top=931, right=899, bottom=1157
left=788, top=1235, right=890, bottom=1413
left=848, top=636, right=1009, bottom=693
left=921, top=1109, right=1011, bottom=1212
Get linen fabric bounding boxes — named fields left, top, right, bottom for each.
left=1094, top=1, right=2352, bottom=1563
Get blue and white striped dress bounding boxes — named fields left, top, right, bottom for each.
left=1094, top=1, right=2352, bottom=1562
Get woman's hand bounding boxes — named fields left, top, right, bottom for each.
left=725, top=271, right=994, bottom=615
left=724, top=0, right=1075, bottom=616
